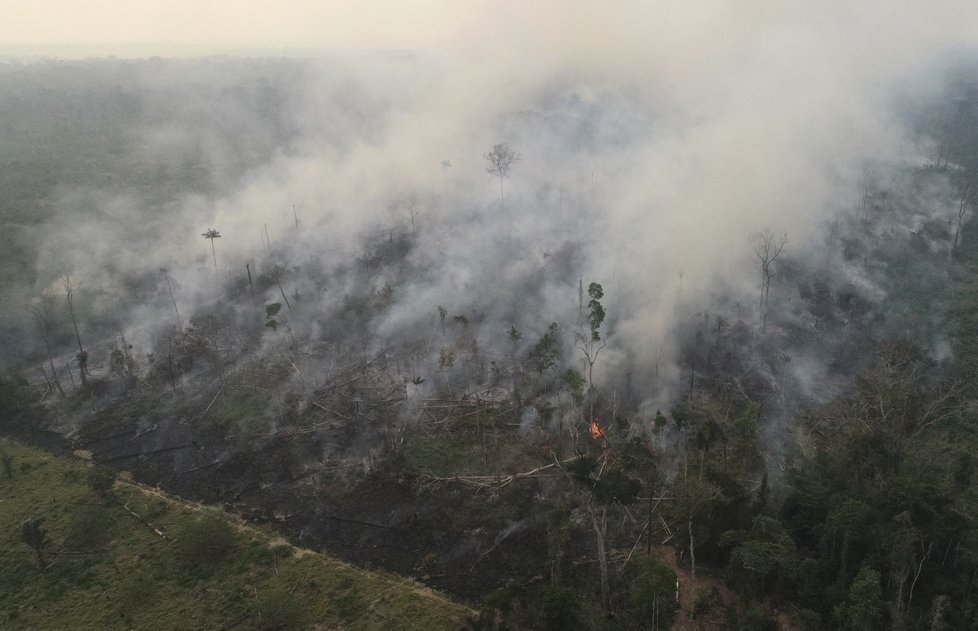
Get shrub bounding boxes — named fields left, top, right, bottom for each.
left=86, top=467, right=118, bottom=497
left=540, top=586, right=580, bottom=631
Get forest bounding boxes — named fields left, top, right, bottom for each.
left=3, top=48, right=978, bottom=630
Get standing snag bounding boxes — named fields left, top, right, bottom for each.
left=484, top=143, right=520, bottom=209
left=63, top=274, right=88, bottom=386
left=749, top=229, right=787, bottom=332
left=29, top=296, right=65, bottom=398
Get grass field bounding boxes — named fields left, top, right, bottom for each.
left=0, top=437, right=472, bottom=630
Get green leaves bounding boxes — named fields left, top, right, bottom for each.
left=587, top=282, right=605, bottom=341
left=527, top=322, right=559, bottom=374
left=19, top=516, right=49, bottom=568
left=726, top=516, right=798, bottom=597
left=836, top=567, right=884, bottom=630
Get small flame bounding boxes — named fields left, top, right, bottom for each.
left=590, top=420, right=605, bottom=441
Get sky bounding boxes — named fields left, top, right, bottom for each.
left=1, top=1, right=472, bottom=54
left=5, top=1, right=978, bottom=60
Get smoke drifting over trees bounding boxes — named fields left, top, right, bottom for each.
left=0, top=45, right=965, bottom=394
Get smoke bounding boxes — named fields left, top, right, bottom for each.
left=4, top=4, right=978, bottom=424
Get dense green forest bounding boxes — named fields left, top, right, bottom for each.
left=4, top=56, right=978, bottom=629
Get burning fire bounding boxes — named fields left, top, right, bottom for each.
left=590, top=420, right=605, bottom=441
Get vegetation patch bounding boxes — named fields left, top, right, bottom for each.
left=0, top=437, right=472, bottom=630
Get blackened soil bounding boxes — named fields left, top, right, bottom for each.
left=68, top=411, right=573, bottom=603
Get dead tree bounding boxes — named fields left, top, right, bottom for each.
left=29, top=297, right=65, bottom=398
left=749, top=229, right=787, bottom=332
left=953, top=184, right=975, bottom=253
left=590, top=503, right=611, bottom=614
left=484, top=144, right=520, bottom=210
left=161, top=268, right=182, bottom=329
left=62, top=274, right=87, bottom=386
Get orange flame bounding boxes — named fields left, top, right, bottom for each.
left=590, top=420, right=605, bottom=441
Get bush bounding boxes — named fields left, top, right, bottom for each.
left=692, top=586, right=722, bottom=619
left=0, top=371, right=32, bottom=431
left=86, top=467, right=118, bottom=497
left=737, top=604, right=779, bottom=631
left=541, top=586, right=580, bottom=631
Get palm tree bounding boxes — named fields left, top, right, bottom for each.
left=202, top=229, right=222, bottom=272
left=20, top=516, right=49, bottom=570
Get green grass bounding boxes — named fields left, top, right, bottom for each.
left=0, top=437, right=472, bottom=630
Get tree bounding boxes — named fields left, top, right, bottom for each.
left=484, top=143, right=520, bottom=209
left=527, top=322, right=560, bottom=375
left=671, top=475, right=721, bottom=586
left=202, top=228, right=221, bottom=272
left=160, top=268, right=182, bottom=329
left=87, top=466, right=118, bottom=498
left=749, top=229, right=787, bottom=332
left=725, top=516, right=798, bottom=598
left=566, top=454, right=640, bottom=617
left=576, top=282, right=607, bottom=423
left=29, top=296, right=65, bottom=398
left=953, top=183, right=975, bottom=253
left=109, top=333, right=138, bottom=389
left=62, top=274, right=87, bottom=386
left=20, top=516, right=49, bottom=570
left=837, top=566, right=884, bottom=630
left=625, top=555, right=679, bottom=629
left=540, top=586, right=580, bottom=631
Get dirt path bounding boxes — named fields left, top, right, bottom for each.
left=117, top=479, right=317, bottom=556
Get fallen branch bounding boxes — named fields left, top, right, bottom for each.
left=121, top=502, right=168, bottom=539
left=198, top=387, right=224, bottom=420
left=417, top=457, right=579, bottom=491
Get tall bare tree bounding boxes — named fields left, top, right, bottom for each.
left=953, top=184, right=975, bottom=253
left=484, top=143, right=520, bottom=209
left=160, top=268, right=182, bottom=329
left=749, top=229, right=787, bottom=332
left=62, top=274, right=87, bottom=386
